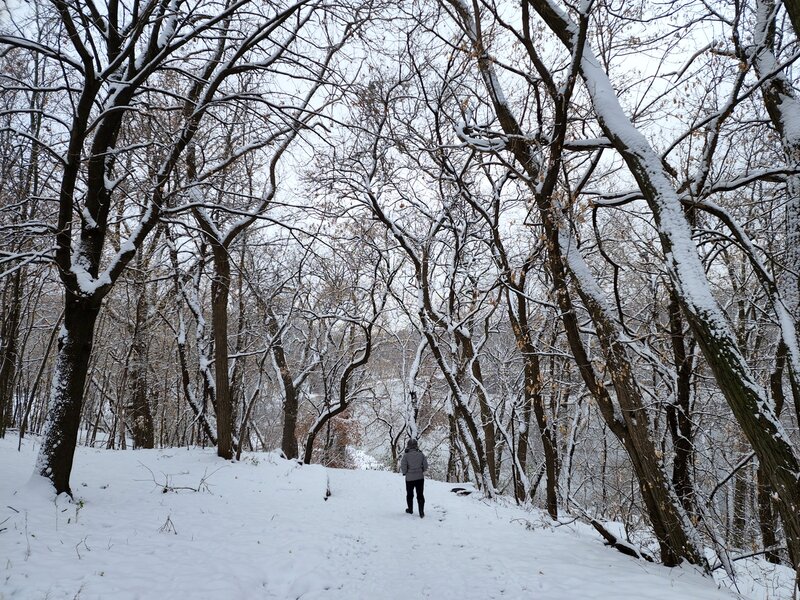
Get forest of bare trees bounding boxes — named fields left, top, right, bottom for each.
left=2, top=0, right=800, bottom=580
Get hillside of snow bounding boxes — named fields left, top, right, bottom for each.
left=0, top=436, right=788, bottom=599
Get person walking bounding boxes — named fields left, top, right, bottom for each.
left=400, top=438, right=428, bottom=518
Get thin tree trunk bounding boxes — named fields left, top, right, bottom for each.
left=666, top=288, right=696, bottom=516
left=0, top=270, right=23, bottom=437
left=130, top=259, right=154, bottom=449
left=268, top=308, right=300, bottom=459
left=303, top=325, right=373, bottom=464
left=455, top=330, right=497, bottom=489
left=210, top=244, right=233, bottom=460
left=447, top=412, right=459, bottom=482
left=19, top=311, right=62, bottom=447
left=508, top=284, right=559, bottom=517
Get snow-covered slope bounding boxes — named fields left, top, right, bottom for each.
left=0, top=436, right=765, bottom=599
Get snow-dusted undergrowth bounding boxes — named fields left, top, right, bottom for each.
left=0, top=436, right=790, bottom=599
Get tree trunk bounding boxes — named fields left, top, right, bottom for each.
left=447, top=412, right=459, bottom=482
left=166, top=227, right=218, bottom=444
left=444, top=1, right=701, bottom=559
left=0, top=269, right=23, bottom=437
left=509, top=286, right=559, bottom=517
left=268, top=309, right=300, bottom=459
left=666, top=288, right=696, bottom=516
left=732, top=449, right=750, bottom=549
left=129, top=264, right=154, bottom=449
left=752, top=0, right=800, bottom=426
left=211, top=245, right=233, bottom=460
left=515, top=0, right=800, bottom=570
left=527, top=351, right=559, bottom=518
left=303, top=325, right=372, bottom=464
left=513, top=395, right=531, bottom=501
left=757, top=464, right=781, bottom=564
left=454, top=330, right=497, bottom=489
left=36, top=292, right=101, bottom=495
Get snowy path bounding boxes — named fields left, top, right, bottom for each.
left=0, top=437, right=749, bottom=599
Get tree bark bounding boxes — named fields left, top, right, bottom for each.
left=447, top=412, right=459, bottom=482
left=757, top=464, right=782, bottom=564
left=210, top=244, right=234, bottom=460
left=0, top=270, right=22, bottom=437
left=508, top=286, right=559, bottom=517
left=129, top=260, right=154, bottom=449
left=666, top=288, right=696, bottom=516
left=514, top=0, right=800, bottom=570
left=268, top=308, right=300, bottom=460
left=454, top=329, right=498, bottom=489
left=36, top=293, right=101, bottom=495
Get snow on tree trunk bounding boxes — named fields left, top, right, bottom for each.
left=36, top=294, right=101, bottom=495
left=268, top=309, right=300, bottom=460
left=752, top=0, right=800, bottom=419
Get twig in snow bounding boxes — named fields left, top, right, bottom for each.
left=75, top=536, right=90, bottom=559
left=139, top=462, right=221, bottom=493
left=159, top=515, right=178, bottom=535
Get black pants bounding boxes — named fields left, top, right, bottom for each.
left=406, top=479, right=425, bottom=514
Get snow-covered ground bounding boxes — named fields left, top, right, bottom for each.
left=0, top=435, right=790, bottom=599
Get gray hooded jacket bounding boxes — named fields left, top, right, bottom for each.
left=400, top=444, right=428, bottom=482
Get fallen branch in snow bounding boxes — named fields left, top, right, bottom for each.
left=138, top=463, right=220, bottom=494
left=588, top=520, right=654, bottom=563
left=724, top=545, right=787, bottom=566
left=509, top=518, right=537, bottom=531
left=569, top=497, right=654, bottom=563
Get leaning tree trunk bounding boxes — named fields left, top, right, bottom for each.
left=570, top=266, right=706, bottom=567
